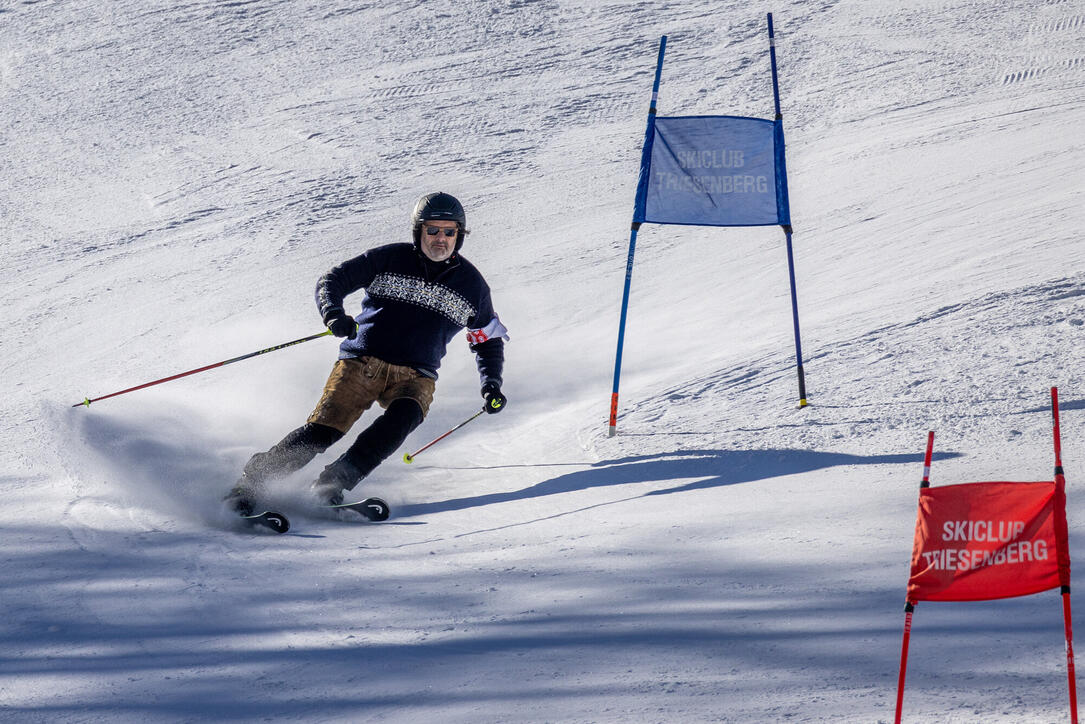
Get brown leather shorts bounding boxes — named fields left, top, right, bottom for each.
left=306, top=357, right=436, bottom=434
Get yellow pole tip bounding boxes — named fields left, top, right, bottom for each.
left=403, top=453, right=413, bottom=464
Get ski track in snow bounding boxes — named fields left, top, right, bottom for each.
left=1, top=0, right=1085, bottom=721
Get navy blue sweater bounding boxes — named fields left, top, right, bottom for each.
left=315, top=243, right=506, bottom=386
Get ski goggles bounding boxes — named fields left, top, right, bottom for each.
left=423, top=225, right=458, bottom=237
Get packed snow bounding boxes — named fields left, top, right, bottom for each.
left=2, top=0, right=1084, bottom=721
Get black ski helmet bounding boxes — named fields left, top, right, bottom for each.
left=411, top=192, right=468, bottom=252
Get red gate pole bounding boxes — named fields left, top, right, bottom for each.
left=1065, top=593, right=1079, bottom=724
left=1052, top=387, right=1079, bottom=724
left=894, top=601, right=916, bottom=724
left=921, top=430, right=934, bottom=488
left=895, top=430, right=936, bottom=723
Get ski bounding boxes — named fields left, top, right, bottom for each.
left=327, top=497, right=390, bottom=522
left=240, top=511, right=290, bottom=534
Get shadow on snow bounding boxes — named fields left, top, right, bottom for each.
left=396, top=448, right=962, bottom=518
left=1, top=520, right=1074, bottom=721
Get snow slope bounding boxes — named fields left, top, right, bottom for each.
left=2, top=0, right=1084, bottom=721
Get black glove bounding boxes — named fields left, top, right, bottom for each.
left=482, top=381, right=507, bottom=414
left=326, top=313, right=358, bottom=339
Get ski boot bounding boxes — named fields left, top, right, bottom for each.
left=223, top=482, right=257, bottom=517
left=310, top=458, right=363, bottom=507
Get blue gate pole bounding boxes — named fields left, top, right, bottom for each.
left=609, top=35, right=667, bottom=437
left=768, top=13, right=808, bottom=408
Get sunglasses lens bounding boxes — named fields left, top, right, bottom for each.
left=425, top=226, right=457, bottom=237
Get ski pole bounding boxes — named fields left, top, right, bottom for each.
left=74, top=330, right=333, bottom=408
left=403, top=408, right=486, bottom=463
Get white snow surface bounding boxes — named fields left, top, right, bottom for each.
left=2, top=0, right=1085, bottom=721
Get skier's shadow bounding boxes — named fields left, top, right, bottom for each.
left=395, top=447, right=960, bottom=518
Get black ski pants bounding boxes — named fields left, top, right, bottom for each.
left=242, top=397, right=424, bottom=491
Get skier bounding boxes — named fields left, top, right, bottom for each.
left=225, top=192, right=508, bottom=516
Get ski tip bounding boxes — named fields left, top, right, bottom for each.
left=242, top=511, right=290, bottom=533
left=362, top=498, right=390, bottom=522
left=328, top=497, right=390, bottom=522
left=264, top=512, right=290, bottom=533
